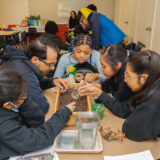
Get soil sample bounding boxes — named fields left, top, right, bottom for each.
left=58, top=88, right=88, bottom=112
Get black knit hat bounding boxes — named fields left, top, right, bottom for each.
left=45, top=21, right=58, bottom=35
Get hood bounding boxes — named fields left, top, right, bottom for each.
left=0, top=107, right=19, bottom=125
left=80, top=8, right=92, bottom=19
left=2, top=45, right=29, bottom=61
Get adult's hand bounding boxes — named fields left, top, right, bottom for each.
left=78, top=85, right=102, bottom=97
left=53, top=78, right=69, bottom=90
left=84, top=73, right=99, bottom=83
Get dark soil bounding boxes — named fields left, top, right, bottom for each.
left=58, top=88, right=88, bottom=111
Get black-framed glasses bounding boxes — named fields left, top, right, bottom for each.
left=39, top=58, right=56, bottom=68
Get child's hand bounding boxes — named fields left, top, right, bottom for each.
left=75, top=73, right=84, bottom=82
left=84, top=73, right=99, bottom=83
left=92, top=82, right=102, bottom=89
left=78, top=85, right=102, bottom=97
left=53, top=78, right=69, bottom=90
left=66, top=102, right=76, bottom=112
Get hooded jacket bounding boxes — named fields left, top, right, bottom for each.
left=0, top=46, right=54, bottom=113
left=0, top=98, right=72, bottom=159
left=80, top=8, right=126, bottom=50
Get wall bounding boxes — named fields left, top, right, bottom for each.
left=0, top=0, right=115, bottom=25
left=29, top=0, right=91, bottom=24
left=91, top=0, right=115, bottom=20
left=150, top=0, right=160, bottom=53
left=0, top=0, right=29, bottom=25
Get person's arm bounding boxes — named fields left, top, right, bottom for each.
left=53, top=55, right=68, bottom=78
left=89, top=15, right=101, bottom=50
left=0, top=107, right=72, bottom=155
left=39, top=77, right=54, bottom=90
left=97, top=91, right=131, bottom=118
left=23, top=72, right=50, bottom=114
left=122, top=103, right=160, bottom=141
left=19, top=98, right=45, bottom=128
left=78, top=85, right=131, bottom=118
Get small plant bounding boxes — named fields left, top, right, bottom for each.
left=99, top=126, right=126, bottom=142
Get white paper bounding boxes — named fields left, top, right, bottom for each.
left=58, top=0, right=71, bottom=18
left=10, top=145, right=59, bottom=160
left=104, top=150, right=154, bottom=160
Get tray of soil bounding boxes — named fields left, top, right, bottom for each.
left=54, top=83, right=91, bottom=126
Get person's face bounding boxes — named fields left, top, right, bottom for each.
left=71, top=12, right=76, bottom=19
left=80, top=16, right=90, bottom=27
left=3, top=92, right=27, bottom=110
left=73, top=45, right=92, bottom=64
left=124, top=62, right=148, bottom=92
left=32, top=47, right=57, bottom=75
left=100, top=55, right=119, bottom=78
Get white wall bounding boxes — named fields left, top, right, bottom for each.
left=0, top=0, right=29, bottom=25
left=0, top=0, right=115, bottom=25
left=29, top=0, right=91, bottom=24
left=91, top=0, right=115, bottom=20
left=150, top=0, right=160, bottom=53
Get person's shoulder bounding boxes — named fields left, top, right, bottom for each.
left=150, top=91, right=160, bottom=103
left=60, top=52, right=70, bottom=59
left=59, top=52, right=71, bottom=64
left=92, top=50, right=100, bottom=57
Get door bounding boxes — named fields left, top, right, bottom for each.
left=119, top=0, right=129, bottom=34
left=135, top=0, right=156, bottom=48
left=150, top=0, right=160, bottom=53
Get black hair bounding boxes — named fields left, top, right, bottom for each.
left=87, top=4, right=97, bottom=12
left=73, top=34, right=92, bottom=48
left=0, top=70, right=26, bottom=107
left=45, top=21, right=58, bottom=35
left=102, top=44, right=135, bottom=72
left=70, top=11, right=77, bottom=19
left=77, top=10, right=83, bottom=22
left=129, top=50, right=160, bottom=108
left=27, top=36, right=59, bottom=59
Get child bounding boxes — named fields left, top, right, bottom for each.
left=79, top=50, right=160, bottom=141
left=54, top=34, right=105, bottom=83
left=94, top=44, right=134, bottom=101
left=0, top=70, right=75, bottom=159
left=77, top=8, right=126, bottom=50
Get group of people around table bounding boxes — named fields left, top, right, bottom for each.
left=0, top=4, right=160, bottom=160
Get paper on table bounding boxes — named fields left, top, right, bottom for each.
left=104, top=150, right=154, bottom=160
left=10, top=145, right=59, bottom=160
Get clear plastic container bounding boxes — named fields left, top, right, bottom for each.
left=75, top=112, right=100, bottom=149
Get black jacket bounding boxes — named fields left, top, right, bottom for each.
left=1, top=46, right=54, bottom=113
left=69, top=18, right=78, bottom=29
left=100, top=64, right=133, bottom=101
left=0, top=98, right=72, bottom=159
left=97, top=91, right=160, bottom=142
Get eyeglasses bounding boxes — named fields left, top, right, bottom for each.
left=39, top=58, right=56, bottom=68
left=124, top=71, right=141, bottom=79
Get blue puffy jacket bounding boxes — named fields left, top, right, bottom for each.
left=88, top=13, right=126, bottom=50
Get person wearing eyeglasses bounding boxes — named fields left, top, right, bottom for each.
left=78, top=50, right=160, bottom=141
left=0, top=36, right=69, bottom=114
left=0, top=70, right=76, bottom=159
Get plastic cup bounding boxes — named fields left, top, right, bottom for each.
left=91, top=104, right=105, bottom=119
